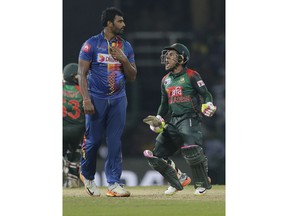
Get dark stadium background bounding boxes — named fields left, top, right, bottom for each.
left=63, top=0, right=225, bottom=185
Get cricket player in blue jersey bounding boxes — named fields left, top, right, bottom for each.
left=78, top=7, right=137, bottom=197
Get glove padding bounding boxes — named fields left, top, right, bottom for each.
left=201, top=102, right=217, bottom=117
left=143, top=115, right=165, bottom=133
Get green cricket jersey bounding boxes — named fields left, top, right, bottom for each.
left=63, top=83, right=85, bottom=126
left=157, top=67, right=213, bottom=117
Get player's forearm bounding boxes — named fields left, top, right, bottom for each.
left=157, top=97, right=169, bottom=117
left=122, top=60, right=137, bottom=81
left=157, top=88, right=169, bottom=117
left=201, top=91, right=213, bottom=103
left=79, top=76, right=90, bottom=100
left=78, top=59, right=91, bottom=100
left=157, top=104, right=168, bottom=117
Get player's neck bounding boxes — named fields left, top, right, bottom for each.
left=103, top=28, right=116, bottom=41
left=172, top=65, right=183, bottom=74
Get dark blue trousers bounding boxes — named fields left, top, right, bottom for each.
left=81, top=96, right=127, bottom=185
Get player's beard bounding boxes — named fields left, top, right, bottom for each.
left=113, top=26, right=124, bottom=35
left=118, top=27, right=124, bottom=34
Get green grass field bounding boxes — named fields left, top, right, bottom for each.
left=63, top=185, right=225, bottom=216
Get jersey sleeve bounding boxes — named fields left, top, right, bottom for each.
left=79, top=38, right=95, bottom=62
left=157, top=79, right=169, bottom=117
left=190, top=72, right=213, bottom=103
left=125, top=41, right=135, bottom=63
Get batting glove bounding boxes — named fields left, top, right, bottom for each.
left=143, top=115, right=166, bottom=133
left=201, top=102, right=217, bottom=117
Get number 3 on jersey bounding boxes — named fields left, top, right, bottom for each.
left=63, top=98, right=81, bottom=119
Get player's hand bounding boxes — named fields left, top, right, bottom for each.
left=83, top=99, right=95, bottom=115
left=111, top=47, right=128, bottom=63
left=143, top=115, right=165, bottom=133
left=201, top=102, right=217, bottom=117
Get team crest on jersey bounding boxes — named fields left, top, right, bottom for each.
left=197, top=80, right=205, bottom=87
left=97, top=53, right=121, bottom=64
left=179, top=77, right=185, bottom=84
left=164, top=78, right=171, bottom=85
left=82, top=43, right=91, bottom=53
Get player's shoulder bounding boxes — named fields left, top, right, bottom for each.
left=186, top=68, right=200, bottom=78
left=83, top=32, right=104, bottom=44
left=125, top=40, right=132, bottom=47
left=86, top=33, right=102, bottom=43
left=117, top=36, right=132, bottom=47
left=81, top=33, right=103, bottom=53
left=116, top=35, right=128, bottom=43
left=161, top=73, right=171, bottom=83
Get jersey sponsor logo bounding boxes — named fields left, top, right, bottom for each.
left=97, top=53, right=121, bottom=64
left=168, top=95, right=192, bottom=104
left=166, top=86, right=192, bottom=104
left=98, top=54, right=105, bottom=62
left=164, top=78, right=171, bottom=85
left=167, top=86, right=183, bottom=97
left=197, top=80, right=205, bottom=87
left=82, top=43, right=91, bottom=53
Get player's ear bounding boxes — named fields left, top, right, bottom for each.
left=178, top=55, right=184, bottom=64
left=107, top=20, right=113, bottom=27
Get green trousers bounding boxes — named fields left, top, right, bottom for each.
left=153, top=115, right=203, bottom=158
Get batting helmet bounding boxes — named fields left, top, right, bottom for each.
left=63, top=63, right=78, bottom=81
left=161, top=43, right=190, bottom=65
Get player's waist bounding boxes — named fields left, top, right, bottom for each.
left=88, top=87, right=126, bottom=99
left=171, top=111, right=201, bottom=118
left=63, top=118, right=85, bottom=125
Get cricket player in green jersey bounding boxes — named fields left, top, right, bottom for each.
left=143, top=43, right=216, bottom=196
left=63, top=63, right=86, bottom=188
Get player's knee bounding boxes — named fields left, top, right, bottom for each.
left=147, top=157, right=166, bottom=172
left=181, top=145, right=206, bottom=166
